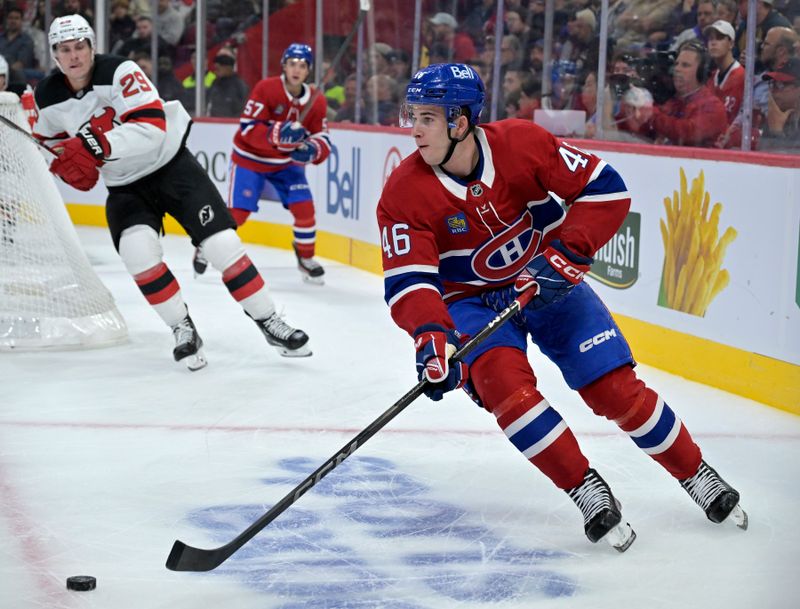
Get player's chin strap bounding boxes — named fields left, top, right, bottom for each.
left=439, top=123, right=475, bottom=167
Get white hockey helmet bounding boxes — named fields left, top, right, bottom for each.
left=48, top=14, right=96, bottom=62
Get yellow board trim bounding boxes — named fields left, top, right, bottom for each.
left=65, top=203, right=799, bottom=415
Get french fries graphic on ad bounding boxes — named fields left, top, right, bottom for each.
left=658, top=168, right=737, bottom=316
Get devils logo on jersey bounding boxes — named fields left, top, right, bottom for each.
left=88, top=106, right=117, bottom=134
left=199, top=204, right=214, bottom=226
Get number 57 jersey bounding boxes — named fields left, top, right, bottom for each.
left=376, top=119, right=631, bottom=335
left=33, top=54, right=191, bottom=187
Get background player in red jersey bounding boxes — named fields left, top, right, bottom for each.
left=377, top=63, right=748, bottom=550
left=34, top=16, right=312, bottom=369
left=193, top=43, right=331, bottom=285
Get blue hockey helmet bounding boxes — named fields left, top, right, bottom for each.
left=401, top=63, right=485, bottom=128
left=281, top=43, right=313, bottom=68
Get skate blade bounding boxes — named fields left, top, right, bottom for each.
left=729, top=504, right=748, bottom=530
left=605, top=521, right=636, bottom=553
left=184, top=349, right=208, bottom=371
left=301, top=273, right=325, bottom=286
left=276, top=344, right=313, bottom=358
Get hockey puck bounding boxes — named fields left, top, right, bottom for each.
left=66, top=575, right=96, bottom=591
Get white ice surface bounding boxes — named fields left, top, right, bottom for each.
left=1, top=227, right=798, bottom=609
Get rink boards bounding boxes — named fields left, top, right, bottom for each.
left=58, top=120, right=800, bottom=413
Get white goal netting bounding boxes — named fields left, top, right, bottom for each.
left=0, top=91, right=127, bottom=350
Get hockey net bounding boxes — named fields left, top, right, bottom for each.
left=0, top=91, right=127, bottom=350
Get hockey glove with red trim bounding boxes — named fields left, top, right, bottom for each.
left=414, top=324, right=469, bottom=401
left=515, top=239, right=592, bottom=309
left=268, top=120, right=307, bottom=150
left=50, top=134, right=106, bottom=191
left=289, top=139, right=323, bottom=164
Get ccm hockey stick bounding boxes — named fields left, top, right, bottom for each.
left=297, top=0, right=371, bottom=123
left=0, top=114, right=56, bottom=156
left=165, top=286, right=538, bottom=572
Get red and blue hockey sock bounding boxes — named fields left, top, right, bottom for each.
left=472, top=348, right=589, bottom=489
left=289, top=200, right=316, bottom=258
left=579, top=366, right=702, bottom=479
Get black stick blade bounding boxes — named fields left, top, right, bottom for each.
left=166, top=539, right=227, bottom=572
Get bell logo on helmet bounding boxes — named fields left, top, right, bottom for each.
left=449, top=65, right=474, bottom=79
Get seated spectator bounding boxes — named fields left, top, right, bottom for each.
left=156, top=55, right=185, bottom=102
left=504, top=88, right=522, bottom=119
left=55, top=0, right=94, bottom=25
left=505, top=9, right=535, bottom=52
left=427, top=11, right=476, bottom=63
left=610, top=0, right=683, bottom=49
left=716, top=0, right=739, bottom=26
left=155, top=0, right=185, bottom=48
left=548, top=59, right=581, bottom=110
left=367, top=42, right=392, bottom=76
left=117, top=16, right=175, bottom=60
left=669, top=0, right=717, bottom=52
left=363, top=73, right=398, bottom=126
left=560, top=8, right=600, bottom=80
left=623, top=41, right=728, bottom=146
left=517, top=73, right=543, bottom=120
left=181, top=49, right=216, bottom=114
left=386, top=48, right=411, bottom=92
left=206, top=53, right=249, bottom=117
left=615, top=85, right=660, bottom=142
left=0, top=7, right=36, bottom=74
left=580, top=70, right=615, bottom=137
left=705, top=19, right=745, bottom=124
left=760, top=57, right=800, bottom=148
left=334, top=73, right=363, bottom=123
left=735, top=0, right=791, bottom=70
left=722, top=25, right=800, bottom=146
left=110, top=0, right=136, bottom=54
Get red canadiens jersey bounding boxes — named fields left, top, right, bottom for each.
left=33, top=54, right=190, bottom=187
left=232, top=75, right=331, bottom=173
left=377, top=120, right=631, bottom=335
left=710, top=61, right=745, bottom=124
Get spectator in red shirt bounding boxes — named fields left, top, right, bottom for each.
left=427, top=12, right=476, bottom=63
left=626, top=41, right=729, bottom=147
left=705, top=20, right=745, bottom=124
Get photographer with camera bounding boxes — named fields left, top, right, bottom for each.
left=620, top=41, right=728, bottom=147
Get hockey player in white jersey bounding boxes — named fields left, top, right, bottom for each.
left=33, top=15, right=312, bottom=369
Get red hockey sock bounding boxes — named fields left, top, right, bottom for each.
left=289, top=200, right=316, bottom=258
left=471, top=348, right=589, bottom=489
left=579, top=366, right=702, bottom=479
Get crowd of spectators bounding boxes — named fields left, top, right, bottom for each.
left=320, top=0, right=799, bottom=152
left=1, top=0, right=799, bottom=150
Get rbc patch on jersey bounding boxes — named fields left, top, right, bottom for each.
left=446, top=212, right=469, bottom=234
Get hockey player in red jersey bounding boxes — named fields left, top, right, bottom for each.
left=34, top=15, right=312, bottom=369
left=193, top=43, right=331, bottom=285
left=377, top=63, right=748, bottom=550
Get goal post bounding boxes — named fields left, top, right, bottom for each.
left=0, top=91, right=128, bottom=350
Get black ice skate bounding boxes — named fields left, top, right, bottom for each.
left=192, top=247, right=208, bottom=277
left=566, top=468, right=636, bottom=552
left=293, top=243, right=325, bottom=285
left=679, top=460, right=748, bottom=529
left=171, top=315, right=207, bottom=371
left=249, top=311, right=312, bottom=357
